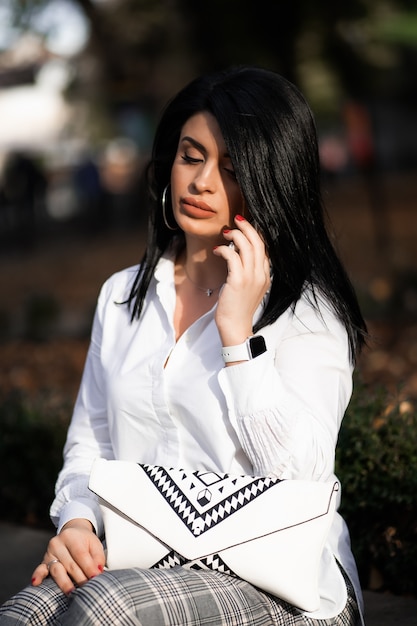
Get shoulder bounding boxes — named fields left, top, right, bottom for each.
left=98, top=265, right=140, bottom=306
left=262, top=287, right=352, bottom=374
left=265, top=286, right=348, bottom=347
left=293, top=287, right=343, bottom=333
left=288, top=287, right=347, bottom=343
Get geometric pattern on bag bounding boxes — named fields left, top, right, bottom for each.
left=142, top=464, right=279, bottom=537
left=152, top=548, right=237, bottom=576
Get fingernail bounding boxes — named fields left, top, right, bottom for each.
left=213, top=246, right=219, bottom=251
left=31, top=577, right=36, bottom=585
left=235, top=214, right=245, bottom=221
left=66, top=587, right=76, bottom=597
left=223, top=228, right=231, bottom=234
left=98, top=564, right=104, bottom=572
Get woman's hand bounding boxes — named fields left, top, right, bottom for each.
left=213, top=214, right=270, bottom=350
left=31, top=519, right=105, bottom=595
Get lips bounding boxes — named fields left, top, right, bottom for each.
left=180, top=196, right=215, bottom=217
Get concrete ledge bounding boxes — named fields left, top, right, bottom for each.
left=363, top=590, right=417, bottom=626
left=0, top=522, right=52, bottom=604
left=1, top=523, right=416, bottom=624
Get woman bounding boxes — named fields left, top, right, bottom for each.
left=0, top=66, right=367, bottom=625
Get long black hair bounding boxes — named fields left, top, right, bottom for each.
left=128, top=66, right=367, bottom=361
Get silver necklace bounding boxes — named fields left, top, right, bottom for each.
left=183, top=265, right=223, bottom=297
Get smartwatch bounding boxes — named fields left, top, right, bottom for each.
left=221, top=335, right=267, bottom=363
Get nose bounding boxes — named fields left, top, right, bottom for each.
left=191, top=162, right=218, bottom=193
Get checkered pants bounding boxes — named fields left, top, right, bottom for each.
left=0, top=566, right=360, bottom=626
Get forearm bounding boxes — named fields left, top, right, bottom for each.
left=218, top=313, right=353, bottom=479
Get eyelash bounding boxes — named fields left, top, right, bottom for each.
left=181, top=153, right=201, bottom=164
left=180, top=153, right=236, bottom=179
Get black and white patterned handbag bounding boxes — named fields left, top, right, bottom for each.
left=89, top=458, right=339, bottom=612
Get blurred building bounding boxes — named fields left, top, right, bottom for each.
left=0, top=34, right=73, bottom=155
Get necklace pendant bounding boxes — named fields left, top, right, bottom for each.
left=206, top=288, right=213, bottom=297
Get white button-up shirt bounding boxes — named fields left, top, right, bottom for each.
left=50, top=250, right=364, bottom=621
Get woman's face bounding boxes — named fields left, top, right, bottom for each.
left=170, top=111, right=245, bottom=242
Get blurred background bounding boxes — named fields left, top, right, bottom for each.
left=0, top=0, right=416, bottom=398
left=0, top=0, right=417, bottom=596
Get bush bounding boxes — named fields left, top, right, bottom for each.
left=336, top=379, right=417, bottom=595
left=0, top=391, right=70, bottom=529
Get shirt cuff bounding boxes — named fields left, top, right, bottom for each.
left=56, top=497, right=104, bottom=537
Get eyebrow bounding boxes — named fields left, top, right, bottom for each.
left=180, top=135, right=231, bottom=159
left=180, top=136, right=207, bottom=154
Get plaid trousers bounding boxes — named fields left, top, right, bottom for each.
left=0, top=566, right=360, bottom=626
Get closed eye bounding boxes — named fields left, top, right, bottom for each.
left=223, top=167, right=236, bottom=179
left=181, top=153, right=203, bottom=164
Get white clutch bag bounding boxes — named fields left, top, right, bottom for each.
left=89, top=458, right=339, bottom=612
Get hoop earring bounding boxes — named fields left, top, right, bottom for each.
left=161, top=184, right=178, bottom=231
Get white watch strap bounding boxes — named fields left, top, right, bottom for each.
left=221, top=341, right=250, bottom=363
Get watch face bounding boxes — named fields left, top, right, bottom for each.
left=249, top=335, right=266, bottom=358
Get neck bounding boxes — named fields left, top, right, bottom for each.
left=178, top=242, right=227, bottom=295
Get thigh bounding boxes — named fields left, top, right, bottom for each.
left=56, top=567, right=301, bottom=626
left=0, top=568, right=359, bottom=626
left=54, top=567, right=359, bottom=626
left=0, top=579, right=69, bottom=625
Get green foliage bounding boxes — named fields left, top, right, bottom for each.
left=375, top=12, right=417, bottom=47
left=0, top=391, right=69, bottom=529
left=336, top=380, right=417, bottom=595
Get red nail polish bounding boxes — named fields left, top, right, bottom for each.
left=213, top=246, right=219, bottom=251
left=98, top=564, right=104, bottom=572
left=235, top=214, right=245, bottom=221
left=31, top=577, right=36, bottom=585
left=223, top=228, right=231, bottom=233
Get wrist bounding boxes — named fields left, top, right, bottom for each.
left=61, top=519, right=96, bottom=534
left=221, top=335, right=266, bottom=364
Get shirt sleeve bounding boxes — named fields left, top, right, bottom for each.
left=49, top=279, right=116, bottom=535
left=218, top=294, right=353, bottom=481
